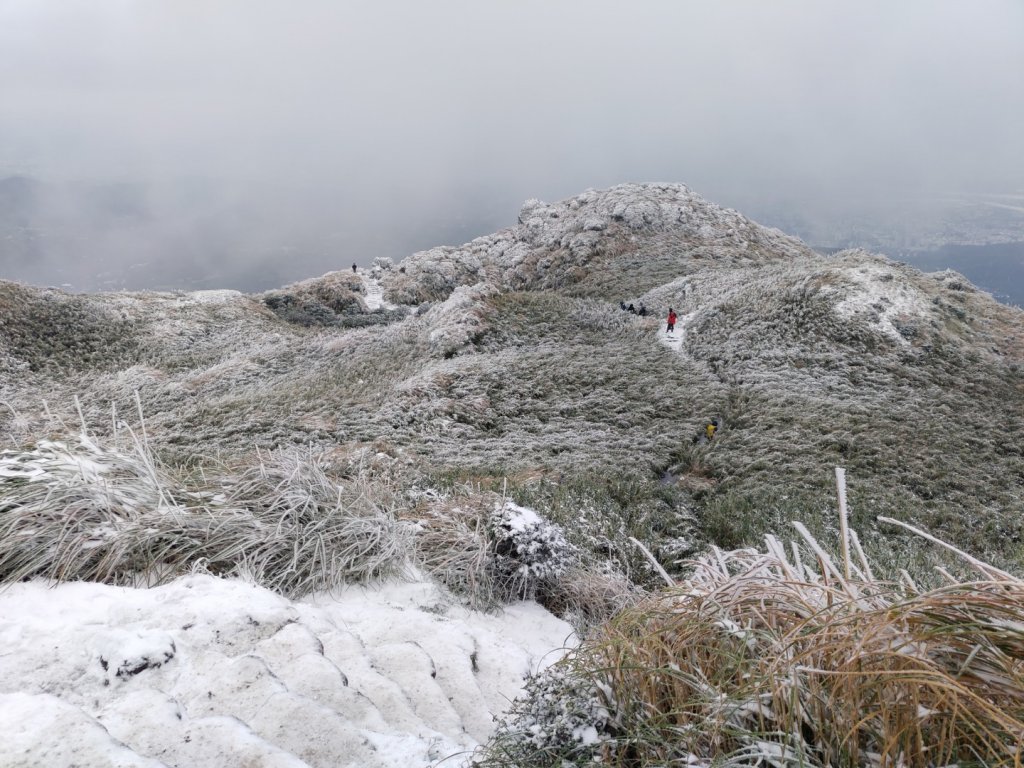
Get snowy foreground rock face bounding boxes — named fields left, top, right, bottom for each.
left=0, top=575, right=573, bottom=768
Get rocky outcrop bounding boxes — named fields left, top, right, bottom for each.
left=382, top=183, right=814, bottom=304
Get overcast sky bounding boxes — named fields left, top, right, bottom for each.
left=2, top=0, right=1023, bottom=291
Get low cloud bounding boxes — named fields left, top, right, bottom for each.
left=1, top=0, right=1022, bottom=290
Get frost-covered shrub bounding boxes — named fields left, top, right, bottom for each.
left=421, top=281, right=497, bottom=358
left=0, top=284, right=140, bottom=373
left=275, top=297, right=340, bottom=326
left=490, top=500, right=577, bottom=599
left=410, top=495, right=501, bottom=609
left=261, top=271, right=365, bottom=326
left=504, top=471, right=698, bottom=587
left=412, top=492, right=581, bottom=608
left=476, top=664, right=614, bottom=767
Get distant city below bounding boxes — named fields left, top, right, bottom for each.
left=740, top=191, right=1024, bottom=307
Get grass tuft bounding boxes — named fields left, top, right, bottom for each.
left=0, top=432, right=410, bottom=596
left=477, top=518, right=1024, bottom=767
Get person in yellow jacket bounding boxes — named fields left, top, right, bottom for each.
left=705, top=419, right=719, bottom=441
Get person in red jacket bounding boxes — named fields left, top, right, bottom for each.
left=666, top=307, right=677, bottom=334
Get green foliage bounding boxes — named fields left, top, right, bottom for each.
left=0, top=283, right=140, bottom=373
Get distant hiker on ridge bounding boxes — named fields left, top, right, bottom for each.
left=638, top=303, right=647, bottom=317
left=352, top=263, right=358, bottom=273
left=627, top=303, right=636, bottom=314
left=620, top=301, right=627, bottom=311
left=666, top=307, right=677, bottom=334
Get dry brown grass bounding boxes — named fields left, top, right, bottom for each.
left=408, top=497, right=499, bottom=609
left=585, top=549, right=1024, bottom=766
left=480, top=473, right=1024, bottom=767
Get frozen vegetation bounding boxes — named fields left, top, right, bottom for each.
left=2, top=182, right=1024, bottom=765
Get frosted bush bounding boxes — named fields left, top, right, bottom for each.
left=490, top=500, right=577, bottom=599
left=423, top=281, right=498, bottom=358
left=478, top=664, right=613, bottom=766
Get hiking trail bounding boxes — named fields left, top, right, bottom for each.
left=361, top=273, right=396, bottom=311
left=656, top=311, right=694, bottom=354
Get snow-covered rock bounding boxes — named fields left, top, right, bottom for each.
left=384, top=183, right=813, bottom=303
left=0, top=575, right=574, bottom=768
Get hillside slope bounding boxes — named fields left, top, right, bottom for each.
left=2, top=182, right=1023, bottom=577
left=3, top=181, right=1024, bottom=766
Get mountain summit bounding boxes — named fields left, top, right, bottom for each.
left=386, top=182, right=813, bottom=303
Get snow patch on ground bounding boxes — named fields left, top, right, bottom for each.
left=657, top=311, right=694, bottom=352
left=361, top=275, right=396, bottom=311
left=834, top=263, right=932, bottom=344
left=0, top=575, right=573, bottom=767
left=182, top=289, right=246, bottom=304
left=501, top=501, right=542, bottom=532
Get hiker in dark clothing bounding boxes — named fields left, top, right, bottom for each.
left=627, top=303, right=636, bottom=314
left=620, top=301, right=627, bottom=311
left=666, top=307, right=677, bottom=333
left=638, top=303, right=647, bottom=317
left=352, top=263, right=358, bottom=273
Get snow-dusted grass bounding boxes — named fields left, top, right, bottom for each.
left=635, top=252, right=1024, bottom=573
left=409, top=486, right=638, bottom=628
left=1, top=181, right=1023, bottom=765
left=2, top=183, right=1023, bottom=584
left=411, top=495, right=500, bottom=609
left=478, top=524, right=1024, bottom=767
left=0, top=433, right=410, bottom=596
left=0, top=282, right=141, bottom=375
left=11, top=265, right=1018, bottom=583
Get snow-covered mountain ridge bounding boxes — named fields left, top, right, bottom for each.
left=2, top=182, right=1024, bottom=766
left=385, top=182, right=814, bottom=303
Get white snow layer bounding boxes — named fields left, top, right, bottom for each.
left=500, top=501, right=542, bottom=533
left=361, top=275, right=396, bottom=311
left=0, top=575, right=573, bottom=768
left=834, top=262, right=931, bottom=344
